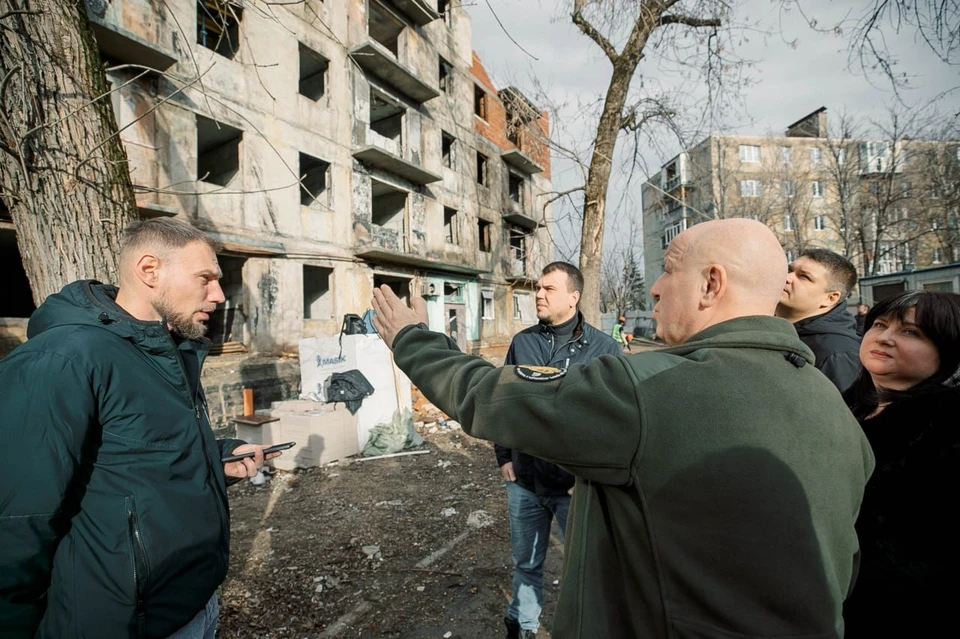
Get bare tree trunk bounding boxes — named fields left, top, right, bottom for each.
left=574, top=4, right=658, bottom=325
left=571, top=1, right=720, bottom=325
left=579, top=66, right=645, bottom=324
left=0, top=0, right=137, bottom=306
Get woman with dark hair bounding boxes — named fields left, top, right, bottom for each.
left=843, top=290, right=960, bottom=637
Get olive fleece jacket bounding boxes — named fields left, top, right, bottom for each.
left=392, top=315, right=874, bottom=638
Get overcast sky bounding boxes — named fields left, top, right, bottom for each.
left=463, top=0, right=960, bottom=263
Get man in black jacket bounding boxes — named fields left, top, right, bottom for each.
left=776, top=248, right=862, bottom=391
left=0, top=219, right=279, bottom=638
left=495, top=262, right=622, bottom=638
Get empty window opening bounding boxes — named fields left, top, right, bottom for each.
left=509, top=173, right=524, bottom=206
left=478, top=219, right=492, bottom=253
left=368, top=0, right=404, bottom=57
left=0, top=228, right=37, bottom=319
left=197, top=1, right=242, bottom=59
left=476, top=152, right=488, bottom=185
left=207, top=255, right=246, bottom=345
left=507, top=121, right=521, bottom=146
left=370, top=90, right=404, bottom=154
left=299, top=153, right=330, bottom=206
left=299, top=43, right=329, bottom=101
left=439, top=0, right=452, bottom=27
left=196, top=115, right=242, bottom=186
left=371, top=179, right=407, bottom=229
left=474, top=85, right=487, bottom=119
left=442, top=131, right=455, bottom=169
left=481, top=289, right=494, bottom=319
left=444, top=207, right=459, bottom=244
left=303, top=265, right=333, bottom=319
left=439, top=57, right=452, bottom=93
left=374, top=275, right=410, bottom=305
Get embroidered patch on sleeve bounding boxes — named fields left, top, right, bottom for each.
left=514, top=365, right=567, bottom=382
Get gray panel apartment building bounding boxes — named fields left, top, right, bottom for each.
left=0, top=0, right=554, bottom=357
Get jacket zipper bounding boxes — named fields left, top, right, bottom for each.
left=163, top=329, right=230, bottom=544
left=128, top=508, right=148, bottom=637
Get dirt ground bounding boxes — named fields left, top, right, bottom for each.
left=217, top=427, right=565, bottom=638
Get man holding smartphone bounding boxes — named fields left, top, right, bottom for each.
left=0, top=219, right=280, bottom=638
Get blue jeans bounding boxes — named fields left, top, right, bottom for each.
left=167, top=594, right=219, bottom=639
left=505, top=481, right=570, bottom=632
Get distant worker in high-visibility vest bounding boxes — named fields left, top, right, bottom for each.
left=612, top=316, right=631, bottom=353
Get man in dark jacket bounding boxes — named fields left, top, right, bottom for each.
left=0, top=219, right=279, bottom=638
left=372, top=219, right=872, bottom=638
left=776, top=248, right=862, bottom=391
left=495, top=262, right=621, bottom=638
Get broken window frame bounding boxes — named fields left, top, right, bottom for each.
left=481, top=289, right=495, bottom=320
left=474, top=84, right=487, bottom=120
left=439, top=0, right=453, bottom=28
left=197, top=0, right=242, bottom=60
left=439, top=56, right=453, bottom=94
left=299, top=152, right=331, bottom=207
left=442, top=131, right=456, bottom=169
left=508, top=172, right=524, bottom=207
left=476, top=151, right=488, bottom=186
left=443, top=206, right=459, bottom=244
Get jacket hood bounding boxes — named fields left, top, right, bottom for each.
left=793, top=303, right=860, bottom=341
left=27, top=280, right=205, bottom=354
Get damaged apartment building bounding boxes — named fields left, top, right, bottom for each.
left=0, top=0, right=553, bottom=358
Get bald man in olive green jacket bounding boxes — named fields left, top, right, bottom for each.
left=373, top=219, right=873, bottom=639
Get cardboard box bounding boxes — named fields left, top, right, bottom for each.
left=236, top=401, right=359, bottom=470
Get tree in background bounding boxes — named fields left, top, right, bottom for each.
left=0, top=1, right=137, bottom=304
left=569, top=0, right=729, bottom=324
left=600, top=217, right=646, bottom=313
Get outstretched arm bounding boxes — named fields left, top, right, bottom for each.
left=373, top=286, right=641, bottom=485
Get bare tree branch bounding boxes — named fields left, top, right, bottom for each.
left=571, top=2, right=619, bottom=64
left=659, top=14, right=722, bottom=28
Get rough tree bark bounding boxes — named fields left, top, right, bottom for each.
left=0, top=0, right=137, bottom=305
left=572, top=0, right=720, bottom=325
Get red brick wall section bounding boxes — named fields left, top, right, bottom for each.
left=470, top=52, right=551, bottom=179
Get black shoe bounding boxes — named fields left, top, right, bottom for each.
left=504, top=617, right=520, bottom=639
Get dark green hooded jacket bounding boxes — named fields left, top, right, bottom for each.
left=392, top=316, right=875, bottom=638
left=0, top=281, right=244, bottom=638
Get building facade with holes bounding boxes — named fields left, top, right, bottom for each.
left=0, top=0, right=554, bottom=358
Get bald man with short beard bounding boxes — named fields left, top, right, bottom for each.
left=371, top=219, right=873, bottom=639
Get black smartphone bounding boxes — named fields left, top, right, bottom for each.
left=221, top=441, right=296, bottom=463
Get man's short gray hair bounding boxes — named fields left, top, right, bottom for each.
left=121, top=218, right=221, bottom=259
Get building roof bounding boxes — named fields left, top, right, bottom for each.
left=860, top=261, right=960, bottom=281
left=784, top=106, right=827, bottom=133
